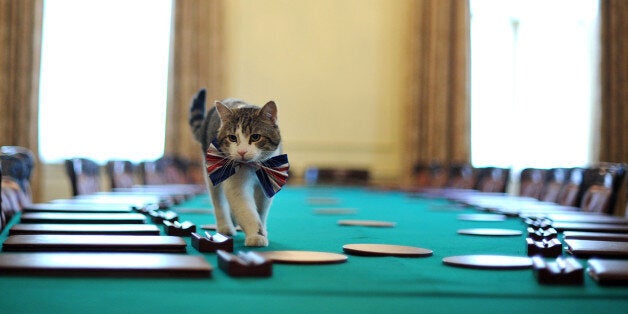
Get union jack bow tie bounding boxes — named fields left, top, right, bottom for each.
left=205, top=141, right=290, bottom=197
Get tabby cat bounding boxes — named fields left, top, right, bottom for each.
left=189, top=89, right=288, bottom=247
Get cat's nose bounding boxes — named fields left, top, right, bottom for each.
left=237, top=150, right=247, bottom=158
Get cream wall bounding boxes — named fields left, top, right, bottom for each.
left=223, top=0, right=412, bottom=182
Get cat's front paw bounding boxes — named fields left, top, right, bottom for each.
left=217, top=224, right=238, bottom=237
left=245, top=234, right=269, bottom=247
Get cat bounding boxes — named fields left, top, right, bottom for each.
left=189, top=88, right=287, bottom=247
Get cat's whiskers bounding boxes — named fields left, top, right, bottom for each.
left=214, top=155, right=237, bottom=178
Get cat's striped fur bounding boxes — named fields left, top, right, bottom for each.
left=189, top=88, right=283, bottom=246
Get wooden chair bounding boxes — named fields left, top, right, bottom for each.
left=1, top=146, right=35, bottom=225
left=445, top=163, right=476, bottom=189
left=0, top=164, right=5, bottom=231
left=304, top=167, right=370, bottom=186
left=580, top=163, right=626, bottom=214
left=555, top=168, right=585, bottom=207
left=160, top=156, right=191, bottom=184
left=519, top=168, right=547, bottom=199
left=616, top=165, right=628, bottom=217
left=623, top=172, right=628, bottom=217
left=0, top=146, right=35, bottom=200
left=105, top=160, right=136, bottom=189
left=475, top=167, right=510, bottom=193
left=186, top=161, right=206, bottom=185
left=138, top=160, right=164, bottom=185
left=65, top=158, right=101, bottom=196
left=539, top=168, right=569, bottom=203
left=139, top=155, right=193, bottom=185
left=412, top=162, right=447, bottom=189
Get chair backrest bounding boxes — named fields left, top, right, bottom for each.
left=0, top=164, right=4, bottom=231
left=624, top=173, right=628, bottom=217
left=580, top=163, right=626, bottom=214
left=1, top=152, right=33, bottom=228
left=539, top=168, right=568, bottom=203
left=1, top=146, right=35, bottom=227
left=412, top=162, right=447, bottom=189
left=580, top=185, right=612, bottom=213
left=186, top=161, right=206, bottom=185
left=556, top=168, right=585, bottom=206
left=105, top=160, right=136, bottom=189
left=445, top=163, right=476, bottom=189
left=618, top=167, right=628, bottom=217
left=65, top=158, right=101, bottom=196
left=412, top=163, right=432, bottom=189
left=138, top=160, right=165, bottom=185
left=139, top=156, right=193, bottom=185
left=475, top=167, right=510, bottom=193
left=0, top=146, right=35, bottom=199
left=519, top=168, right=547, bottom=199
left=160, top=156, right=191, bottom=184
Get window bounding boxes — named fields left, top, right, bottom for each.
left=38, top=0, right=173, bottom=164
left=470, top=0, right=599, bottom=170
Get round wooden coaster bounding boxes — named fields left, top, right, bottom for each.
left=457, top=228, right=522, bottom=236
left=338, top=220, right=396, bottom=228
left=442, top=255, right=533, bottom=269
left=457, top=214, right=507, bottom=222
left=313, top=208, right=358, bottom=215
left=343, top=244, right=433, bottom=257
left=307, top=197, right=341, bottom=206
left=258, top=250, right=348, bottom=264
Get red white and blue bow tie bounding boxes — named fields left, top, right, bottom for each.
left=205, top=141, right=290, bottom=197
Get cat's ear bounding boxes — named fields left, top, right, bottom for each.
left=215, top=101, right=233, bottom=121
left=260, top=101, right=278, bottom=125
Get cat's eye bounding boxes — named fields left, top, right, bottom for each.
left=227, top=135, right=238, bottom=142
left=250, top=134, right=261, bottom=142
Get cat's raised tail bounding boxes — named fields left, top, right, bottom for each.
left=189, top=88, right=207, bottom=143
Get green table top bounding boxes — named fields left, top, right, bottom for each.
left=1, top=186, right=627, bottom=313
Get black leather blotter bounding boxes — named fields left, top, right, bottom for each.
left=53, top=195, right=161, bottom=206
left=9, top=224, right=160, bottom=236
left=20, top=213, right=146, bottom=224
left=545, top=214, right=628, bottom=225
left=588, top=259, right=628, bottom=285
left=23, top=203, right=133, bottom=213
left=0, top=252, right=212, bottom=277
left=563, top=231, right=628, bottom=242
left=552, top=222, right=628, bottom=233
left=564, top=239, right=628, bottom=258
left=2, top=235, right=187, bottom=253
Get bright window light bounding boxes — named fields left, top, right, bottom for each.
left=470, top=0, right=599, bottom=170
left=38, top=0, right=173, bottom=164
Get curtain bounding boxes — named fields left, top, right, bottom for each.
left=404, top=0, right=470, bottom=179
left=165, top=0, right=225, bottom=162
left=0, top=0, right=43, bottom=201
left=600, top=0, right=628, bottom=163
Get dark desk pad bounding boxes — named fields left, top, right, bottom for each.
left=2, top=235, right=187, bottom=253
left=55, top=194, right=162, bottom=204
left=588, top=258, right=628, bottom=285
left=0, top=252, right=211, bottom=277
left=9, top=224, right=160, bottom=236
left=551, top=222, right=628, bottom=233
left=546, top=214, right=628, bottom=225
left=20, top=213, right=146, bottom=224
left=23, top=203, right=133, bottom=213
left=563, top=231, right=628, bottom=242
left=564, top=239, right=628, bottom=258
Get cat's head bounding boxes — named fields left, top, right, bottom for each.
left=214, top=100, right=281, bottom=162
